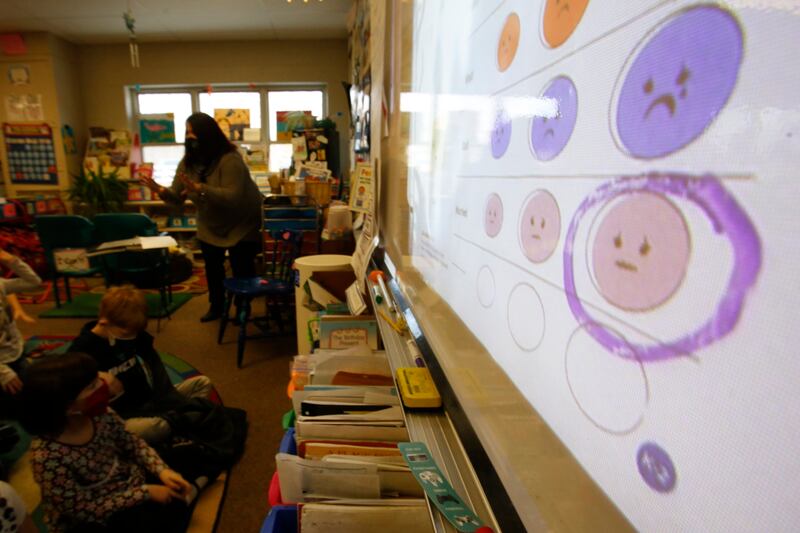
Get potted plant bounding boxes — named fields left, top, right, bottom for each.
left=68, top=167, right=129, bottom=217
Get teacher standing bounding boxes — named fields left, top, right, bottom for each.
left=141, top=112, right=262, bottom=322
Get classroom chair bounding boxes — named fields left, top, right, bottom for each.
left=34, top=215, right=103, bottom=308
left=92, top=213, right=173, bottom=323
left=217, top=229, right=304, bottom=368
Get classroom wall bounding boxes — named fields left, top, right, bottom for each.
left=0, top=33, right=83, bottom=197
left=78, top=39, right=350, bottom=174
left=49, top=35, right=86, bottom=178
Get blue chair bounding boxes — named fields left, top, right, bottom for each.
left=93, top=213, right=173, bottom=324
left=34, top=215, right=102, bottom=307
left=217, top=229, right=304, bottom=368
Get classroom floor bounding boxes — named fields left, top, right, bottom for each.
left=19, top=292, right=295, bottom=532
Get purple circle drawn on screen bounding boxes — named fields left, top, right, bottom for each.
left=637, top=442, right=676, bottom=493
left=491, top=107, right=512, bottom=159
left=484, top=193, right=504, bottom=237
left=563, top=174, right=761, bottom=362
left=530, top=76, right=578, bottom=161
left=614, top=6, right=743, bottom=159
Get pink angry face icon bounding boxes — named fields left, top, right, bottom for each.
left=592, top=192, right=690, bottom=311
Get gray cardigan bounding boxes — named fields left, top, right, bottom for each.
left=161, top=151, right=262, bottom=248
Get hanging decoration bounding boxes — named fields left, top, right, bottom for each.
left=123, top=6, right=139, bottom=68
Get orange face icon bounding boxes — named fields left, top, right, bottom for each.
left=542, top=0, right=590, bottom=48
left=497, top=12, right=521, bottom=72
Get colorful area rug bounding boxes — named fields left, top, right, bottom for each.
left=17, top=265, right=208, bottom=305
left=6, top=336, right=227, bottom=532
left=86, top=265, right=209, bottom=296
left=38, top=292, right=194, bottom=319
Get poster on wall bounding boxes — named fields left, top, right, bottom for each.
left=4, top=94, right=44, bottom=122
left=213, top=108, right=250, bottom=141
left=276, top=110, right=313, bottom=142
left=3, top=123, right=58, bottom=185
left=7, top=65, right=30, bottom=85
left=138, top=113, right=176, bottom=144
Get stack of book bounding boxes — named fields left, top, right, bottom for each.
left=278, top=347, right=433, bottom=533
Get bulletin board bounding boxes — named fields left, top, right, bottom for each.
left=3, top=123, right=58, bottom=185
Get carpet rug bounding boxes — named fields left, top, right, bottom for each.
left=38, top=292, right=194, bottom=319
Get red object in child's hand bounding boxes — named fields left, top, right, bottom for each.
left=475, top=528, right=494, bottom=533
left=259, top=279, right=269, bottom=285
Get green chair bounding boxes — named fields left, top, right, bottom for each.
left=34, top=215, right=102, bottom=308
left=93, top=213, right=173, bottom=321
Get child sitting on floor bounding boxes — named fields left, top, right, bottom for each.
left=69, top=285, right=212, bottom=443
left=18, top=352, right=193, bottom=533
left=0, top=249, right=42, bottom=398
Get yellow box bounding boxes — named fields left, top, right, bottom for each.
left=396, top=367, right=441, bottom=408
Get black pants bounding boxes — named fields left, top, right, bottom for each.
left=199, top=239, right=260, bottom=311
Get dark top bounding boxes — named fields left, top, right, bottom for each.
left=70, top=321, right=184, bottom=418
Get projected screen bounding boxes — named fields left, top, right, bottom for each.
left=406, top=1, right=799, bottom=530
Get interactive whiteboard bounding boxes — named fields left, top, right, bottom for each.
left=402, top=0, right=800, bottom=530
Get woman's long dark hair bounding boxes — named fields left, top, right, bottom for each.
left=17, top=352, right=98, bottom=437
left=184, top=112, right=236, bottom=170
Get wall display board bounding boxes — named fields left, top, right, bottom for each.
left=399, top=1, right=800, bottom=531
left=3, top=123, right=58, bottom=184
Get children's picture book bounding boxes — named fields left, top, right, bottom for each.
left=319, top=315, right=379, bottom=350
left=291, top=136, right=308, bottom=161
left=349, top=163, right=374, bottom=214
left=213, top=108, right=250, bottom=141
left=276, top=110, right=313, bottom=142
left=138, top=114, right=175, bottom=143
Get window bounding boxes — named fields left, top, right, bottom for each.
left=132, top=85, right=325, bottom=185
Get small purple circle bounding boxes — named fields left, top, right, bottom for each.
left=491, top=107, right=512, bottom=159
left=637, top=442, right=676, bottom=493
left=530, top=76, right=578, bottom=161
left=615, top=6, right=743, bottom=158
left=563, top=174, right=761, bottom=362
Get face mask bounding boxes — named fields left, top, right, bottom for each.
left=80, top=380, right=110, bottom=418
left=108, top=331, right=137, bottom=347
left=185, top=138, right=201, bottom=154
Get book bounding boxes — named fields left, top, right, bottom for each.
left=319, top=315, right=379, bottom=350
left=295, top=420, right=409, bottom=442
left=299, top=501, right=432, bottom=533
left=301, top=441, right=401, bottom=460
left=93, top=235, right=177, bottom=253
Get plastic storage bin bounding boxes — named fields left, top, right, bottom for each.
left=260, top=505, right=298, bottom=533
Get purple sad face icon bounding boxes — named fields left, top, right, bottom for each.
left=530, top=76, right=578, bottom=161
left=491, top=108, right=512, bottom=159
left=484, top=193, right=504, bottom=237
left=592, top=192, right=690, bottom=311
left=519, top=190, right=561, bottom=263
left=615, top=6, right=743, bottom=158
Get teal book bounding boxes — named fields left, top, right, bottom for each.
left=319, top=315, right=379, bottom=350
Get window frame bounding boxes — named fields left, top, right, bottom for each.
left=129, top=83, right=328, bottom=178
